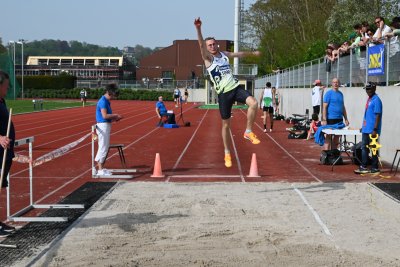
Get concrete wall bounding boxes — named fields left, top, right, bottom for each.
left=186, top=88, right=206, bottom=103
left=254, top=86, right=400, bottom=164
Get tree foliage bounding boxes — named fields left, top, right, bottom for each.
left=326, top=0, right=400, bottom=44
left=243, top=0, right=336, bottom=74
left=243, top=0, right=400, bottom=74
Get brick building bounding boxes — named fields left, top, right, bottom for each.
left=136, top=39, right=234, bottom=81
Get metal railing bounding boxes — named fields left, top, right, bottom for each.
left=75, top=79, right=206, bottom=90
left=256, top=38, right=400, bottom=89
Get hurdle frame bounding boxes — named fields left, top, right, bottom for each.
left=91, top=125, right=135, bottom=179
left=7, top=136, right=84, bottom=223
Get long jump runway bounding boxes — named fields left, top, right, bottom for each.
left=1, top=100, right=400, bottom=266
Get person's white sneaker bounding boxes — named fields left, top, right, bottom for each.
left=263, top=129, right=267, bottom=133
left=270, top=129, right=273, bottom=132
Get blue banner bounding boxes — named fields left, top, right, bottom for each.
left=368, top=44, right=385, bottom=76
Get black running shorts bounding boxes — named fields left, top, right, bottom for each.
left=218, top=85, right=252, bottom=120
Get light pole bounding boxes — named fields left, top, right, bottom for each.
left=8, top=41, right=16, bottom=100
left=17, top=39, right=25, bottom=99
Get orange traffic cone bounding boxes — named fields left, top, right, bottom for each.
left=151, top=153, right=165, bottom=178
left=247, top=153, right=260, bottom=177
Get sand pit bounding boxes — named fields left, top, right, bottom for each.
left=26, top=182, right=400, bottom=267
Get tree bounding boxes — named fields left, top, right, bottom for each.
left=243, top=0, right=336, bottom=74
left=0, top=38, right=7, bottom=54
left=326, top=0, right=400, bottom=44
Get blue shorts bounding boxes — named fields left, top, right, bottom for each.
left=218, top=85, right=252, bottom=120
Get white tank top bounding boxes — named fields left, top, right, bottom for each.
left=206, top=52, right=239, bottom=94
left=262, top=87, right=273, bottom=107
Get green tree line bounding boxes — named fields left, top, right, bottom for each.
left=242, top=0, right=400, bottom=75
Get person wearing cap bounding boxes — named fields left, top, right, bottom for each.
left=354, top=82, right=382, bottom=174
left=94, top=83, right=123, bottom=176
left=311, top=79, right=324, bottom=117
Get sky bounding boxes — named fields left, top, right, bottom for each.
left=1, top=0, right=256, bottom=49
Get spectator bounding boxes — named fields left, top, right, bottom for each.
left=311, top=79, right=324, bottom=117
left=183, top=88, right=189, bottom=104
left=360, top=21, right=372, bottom=46
left=156, top=96, right=175, bottom=126
left=354, top=82, right=382, bottom=174
left=273, top=86, right=280, bottom=115
left=321, top=77, right=349, bottom=150
left=0, top=70, right=16, bottom=237
left=272, top=67, right=282, bottom=88
left=385, top=17, right=400, bottom=38
left=324, top=47, right=335, bottom=72
left=371, top=16, right=392, bottom=45
left=306, top=113, right=321, bottom=140
left=94, top=84, right=122, bottom=176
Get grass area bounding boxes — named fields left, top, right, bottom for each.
left=197, top=104, right=248, bottom=109
left=6, top=99, right=95, bottom=114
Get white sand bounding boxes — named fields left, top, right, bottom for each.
left=22, top=182, right=400, bottom=267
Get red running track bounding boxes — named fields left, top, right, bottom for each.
left=1, top=100, right=398, bottom=221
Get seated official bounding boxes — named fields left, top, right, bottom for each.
left=156, top=96, right=175, bottom=126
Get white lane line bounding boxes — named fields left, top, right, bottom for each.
left=167, top=175, right=242, bottom=178
left=166, top=109, right=209, bottom=182
left=17, top=105, right=197, bottom=203
left=292, top=185, right=332, bottom=236
left=239, top=109, right=322, bottom=183
left=230, top=130, right=245, bottom=182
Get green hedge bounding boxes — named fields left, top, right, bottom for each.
left=24, top=88, right=174, bottom=101
left=17, top=75, right=77, bottom=90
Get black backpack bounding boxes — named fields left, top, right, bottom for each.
left=288, top=130, right=307, bottom=139
left=320, top=149, right=343, bottom=165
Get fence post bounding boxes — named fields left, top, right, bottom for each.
left=366, top=45, right=369, bottom=84
left=349, top=49, right=353, bottom=87
left=386, top=40, right=390, bottom=86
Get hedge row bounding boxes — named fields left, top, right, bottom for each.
left=17, top=75, right=77, bottom=90
left=24, top=88, right=175, bottom=101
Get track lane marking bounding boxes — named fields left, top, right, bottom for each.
left=238, top=109, right=322, bottom=183
left=166, top=109, right=209, bottom=182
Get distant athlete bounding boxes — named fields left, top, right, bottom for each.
left=80, top=88, right=87, bottom=107
left=194, top=17, right=261, bottom=168
left=173, top=87, right=181, bottom=107
left=259, top=82, right=275, bottom=133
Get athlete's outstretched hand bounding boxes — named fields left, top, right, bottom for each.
left=194, top=17, right=202, bottom=28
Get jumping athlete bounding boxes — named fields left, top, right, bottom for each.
left=194, top=17, right=261, bottom=168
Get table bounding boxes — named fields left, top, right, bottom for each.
left=322, top=129, right=362, bottom=170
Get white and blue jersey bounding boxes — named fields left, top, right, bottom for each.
left=207, top=52, right=239, bottom=94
